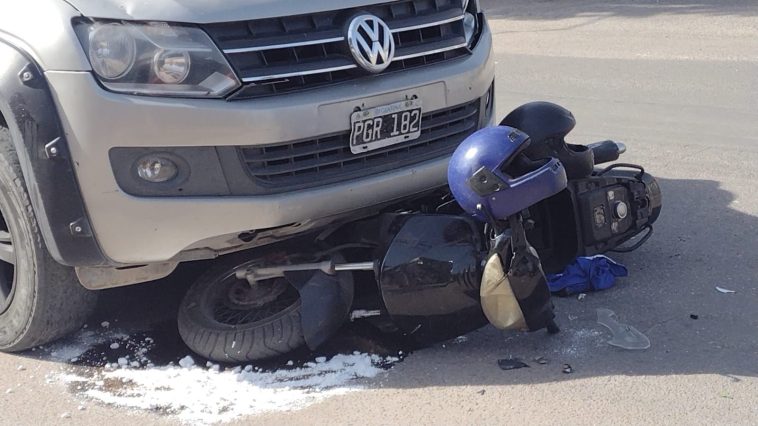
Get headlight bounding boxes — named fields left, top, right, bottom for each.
left=76, top=21, right=240, bottom=98
left=462, top=0, right=482, bottom=48
left=463, top=13, right=478, bottom=46
left=88, top=24, right=136, bottom=80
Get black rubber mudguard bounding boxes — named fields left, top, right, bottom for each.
left=284, top=261, right=354, bottom=350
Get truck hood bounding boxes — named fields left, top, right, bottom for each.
left=64, top=0, right=390, bottom=24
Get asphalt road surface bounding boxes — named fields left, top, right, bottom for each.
left=2, top=0, right=758, bottom=424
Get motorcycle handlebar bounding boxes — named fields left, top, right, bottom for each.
left=588, top=140, right=627, bottom=165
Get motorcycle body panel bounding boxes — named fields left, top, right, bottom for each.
left=378, top=214, right=488, bottom=343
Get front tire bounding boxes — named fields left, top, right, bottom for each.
left=178, top=252, right=307, bottom=362
left=0, top=127, right=97, bottom=351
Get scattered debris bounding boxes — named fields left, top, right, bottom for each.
left=715, top=286, right=736, bottom=294
left=5, top=388, right=13, bottom=394
left=534, top=356, right=548, bottom=365
left=497, top=358, right=529, bottom=371
left=562, top=364, right=573, bottom=374
left=690, top=314, right=699, bottom=320
left=452, top=335, right=469, bottom=344
left=286, top=360, right=294, bottom=366
left=577, top=293, right=587, bottom=301
left=350, top=309, right=382, bottom=321
left=109, top=343, right=120, bottom=350
left=16, top=365, right=25, bottom=371
left=100, top=321, right=110, bottom=328
left=596, top=308, right=650, bottom=350
left=477, top=389, right=486, bottom=395
left=60, top=413, right=71, bottom=419
left=568, top=314, right=578, bottom=321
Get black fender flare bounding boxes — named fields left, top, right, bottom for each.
left=0, top=40, right=108, bottom=267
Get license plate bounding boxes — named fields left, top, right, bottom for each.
left=350, top=99, right=423, bottom=154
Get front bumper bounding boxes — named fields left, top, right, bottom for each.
left=46, top=24, right=494, bottom=265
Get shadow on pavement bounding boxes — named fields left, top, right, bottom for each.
left=481, top=0, right=758, bottom=21
left=20, top=177, right=758, bottom=383
left=381, top=176, right=758, bottom=387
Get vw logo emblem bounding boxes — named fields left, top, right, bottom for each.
left=347, top=14, right=395, bottom=73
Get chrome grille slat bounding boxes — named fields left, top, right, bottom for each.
left=223, top=36, right=345, bottom=54
left=388, top=10, right=464, bottom=32
left=201, top=0, right=471, bottom=99
left=238, top=100, right=481, bottom=192
left=240, top=60, right=357, bottom=83
left=394, top=39, right=468, bottom=61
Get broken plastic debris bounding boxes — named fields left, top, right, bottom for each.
left=350, top=309, right=382, bottom=321
left=715, top=286, right=736, bottom=294
left=577, top=293, right=587, bottom=301
left=497, top=358, right=529, bottom=371
left=562, top=364, right=573, bottom=374
left=596, top=308, right=650, bottom=350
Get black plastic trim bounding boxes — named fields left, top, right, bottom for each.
left=0, top=41, right=109, bottom=267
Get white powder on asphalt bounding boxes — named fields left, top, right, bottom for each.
left=41, top=328, right=128, bottom=362
left=178, top=355, right=195, bottom=368
left=59, top=353, right=392, bottom=424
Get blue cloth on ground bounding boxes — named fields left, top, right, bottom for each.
left=546, top=255, right=628, bottom=295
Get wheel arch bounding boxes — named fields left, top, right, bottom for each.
left=0, top=39, right=109, bottom=267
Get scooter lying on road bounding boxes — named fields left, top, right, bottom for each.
left=177, top=102, right=663, bottom=362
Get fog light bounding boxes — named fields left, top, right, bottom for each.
left=136, top=155, right=178, bottom=183
left=463, top=12, right=478, bottom=47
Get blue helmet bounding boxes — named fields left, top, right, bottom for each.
left=447, top=126, right=568, bottom=220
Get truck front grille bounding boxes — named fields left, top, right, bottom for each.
left=201, top=0, right=470, bottom=99
left=239, top=99, right=481, bottom=192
